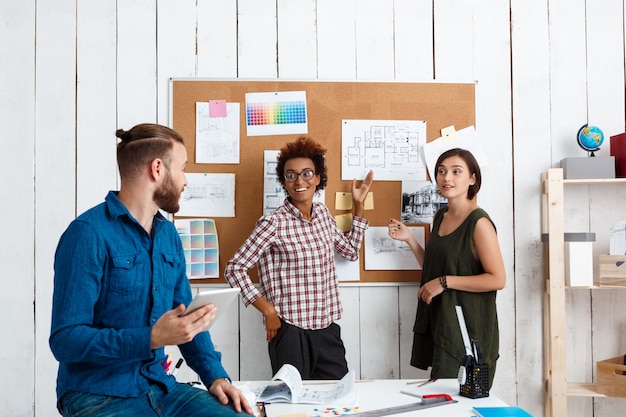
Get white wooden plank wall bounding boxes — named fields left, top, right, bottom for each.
left=183, top=284, right=424, bottom=383
left=470, top=0, right=517, bottom=405
left=316, top=0, right=356, bottom=79
left=76, top=0, right=118, bottom=215
left=197, top=0, right=238, bottom=78
left=33, top=1, right=78, bottom=416
left=354, top=0, right=395, bottom=79
left=510, top=1, right=552, bottom=415
left=393, top=0, right=433, bottom=80
left=585, top=6, right=626, bottom=415
left=117, top=0, right=158, bottom=127
left=2, top=1, right=626, bottom=416
left=1, top=1, right=36, bottom=416
left=157, top=0, right=197, bottom=125
left=238, top=0, right=278, bottom=79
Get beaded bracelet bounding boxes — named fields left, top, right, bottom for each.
left=439, top=275, right=448, bottom=290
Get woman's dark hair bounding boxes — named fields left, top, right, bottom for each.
left=435, top=147, right=481, bottom=200
left=275, top=136, right=328, bottom=191
left=115, top=123, right=184, bottom=180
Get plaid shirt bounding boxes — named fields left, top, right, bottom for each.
left=225, top=198, right=368, bottom=330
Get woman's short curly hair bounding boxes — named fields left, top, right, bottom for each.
left=276, top=136, right=327, bottom=191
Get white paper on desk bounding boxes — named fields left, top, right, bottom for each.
left=257, top=364, right=356, bottom=404
left=233, top=382, right=262, bottom=416
left=610, top=220, right=626, bottom=255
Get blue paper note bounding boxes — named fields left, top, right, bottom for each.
left=473, top=406, right=533, bottom=417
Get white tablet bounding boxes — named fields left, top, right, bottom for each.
left=183, top=287, right=241, bottom=326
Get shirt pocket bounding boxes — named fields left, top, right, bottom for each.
left=109, top=253, right=142, bottom=294
left=160, top=252, right=181, bottom=290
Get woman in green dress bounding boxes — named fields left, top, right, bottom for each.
left=388, top=148, right=506, bottom=388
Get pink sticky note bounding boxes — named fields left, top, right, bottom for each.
left=209, top=100, right=227, bottom=117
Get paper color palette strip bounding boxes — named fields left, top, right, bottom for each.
left=247, top=101, right=306, bottom=125
left=245, top=91, right=308, bottom=136
left=174, top=218, right=219, bottom=279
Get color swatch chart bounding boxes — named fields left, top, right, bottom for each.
left=245, top=90, right=308, bottom=136
left=246, top=101, right=306, bottom=126
left=174, top=218, right=219, bottom=279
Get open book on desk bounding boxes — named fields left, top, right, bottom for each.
left=256, top=364, right=355, bottom=404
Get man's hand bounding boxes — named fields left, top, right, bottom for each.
left=150, top=304, right=216, bottom=349
left=209, top=378, right=255, bottom=414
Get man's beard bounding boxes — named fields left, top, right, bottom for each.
left=154, top=169, right=181, bottom=214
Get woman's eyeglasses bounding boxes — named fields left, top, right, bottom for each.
left=284, top=169, right=316, bottom=182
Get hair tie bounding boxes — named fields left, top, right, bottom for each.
left=116, top=129, right=132, bottom=143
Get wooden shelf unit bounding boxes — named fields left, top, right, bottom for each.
left=541, top=168, right=626, bottom=417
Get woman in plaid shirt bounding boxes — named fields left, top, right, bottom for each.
left=225, top=137, right=374, bottom=380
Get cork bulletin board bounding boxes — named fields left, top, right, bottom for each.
left=170, top=79, right=475, bottom=283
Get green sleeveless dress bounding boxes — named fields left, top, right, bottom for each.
left=410, top=207, right=499, bottom=388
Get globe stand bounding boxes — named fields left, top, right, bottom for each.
left=561, top=124, right=614, bottom=178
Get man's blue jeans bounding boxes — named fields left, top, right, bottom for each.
left=58, top=383, right=247, bottom=416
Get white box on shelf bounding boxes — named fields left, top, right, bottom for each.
left=565, top=241, right=593, bottom=286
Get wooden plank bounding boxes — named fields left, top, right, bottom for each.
left=547, top=0, right=592, bottom=414
left=2, top=2, right=36, bottom=415
left=471, top=0, right=516, bottom=404
left=355, top=0, right=395, bottom=79
left=585, top=0, right=625, bottom=140
left=277, top=0, right=317, bottom=78
left=510, top=1, right=552, bottom=414
left=398, top=285, right=427, bottom=379
left=359, top=287, right=399, bottom=379
left=237, top=0, right=278, bottom=78
left=197, top=0, right=238, bottom=77
left=548, top=0, right=588, bottom=161
left=117, top=0, right=158, bottom=127
left=238, top=291, right=273, bottom=381
left=338, top=286, right=361, bottom=378
left=393, top=0, right=433, bottom=80
left=156, top=0, right=196, bottom=124
left=34, top=1, right=78, bottom=414
left=76, top=0, right=118, bottom=214
left=433, top=0, right=473, bottom=80
left=545, top=169, right=569, bottom=417
left=316, top=0, right=356, bottom=78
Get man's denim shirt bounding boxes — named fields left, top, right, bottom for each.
left=50, top=191, right=228, bottom=401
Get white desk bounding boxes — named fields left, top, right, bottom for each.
left=262, top=379, right=508, bottom=417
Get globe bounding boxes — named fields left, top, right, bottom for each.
left=577, top=124, right=604, bottom=156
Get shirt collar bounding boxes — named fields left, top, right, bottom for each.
left=105, top=190, right=167, bottom=224
left=285, top=197, right=318, bottom=219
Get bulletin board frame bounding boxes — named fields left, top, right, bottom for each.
left=169, top=78, right=476, bottom=283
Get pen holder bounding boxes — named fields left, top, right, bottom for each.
left=459, top=356, right=490, bottom=399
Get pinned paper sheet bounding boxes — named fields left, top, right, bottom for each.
left=335, top=192, right=373, bottom=211
left=441, top=125, right=457, bottom=144
left=208, top=99, right=227, bottom=117
left=335, top=213, right=353, bottom=232
left=365, top=192, right=374, bottom=210
left=335, top=192, right=353, bottom=210
left=423, top=125, right=488, bottom=182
